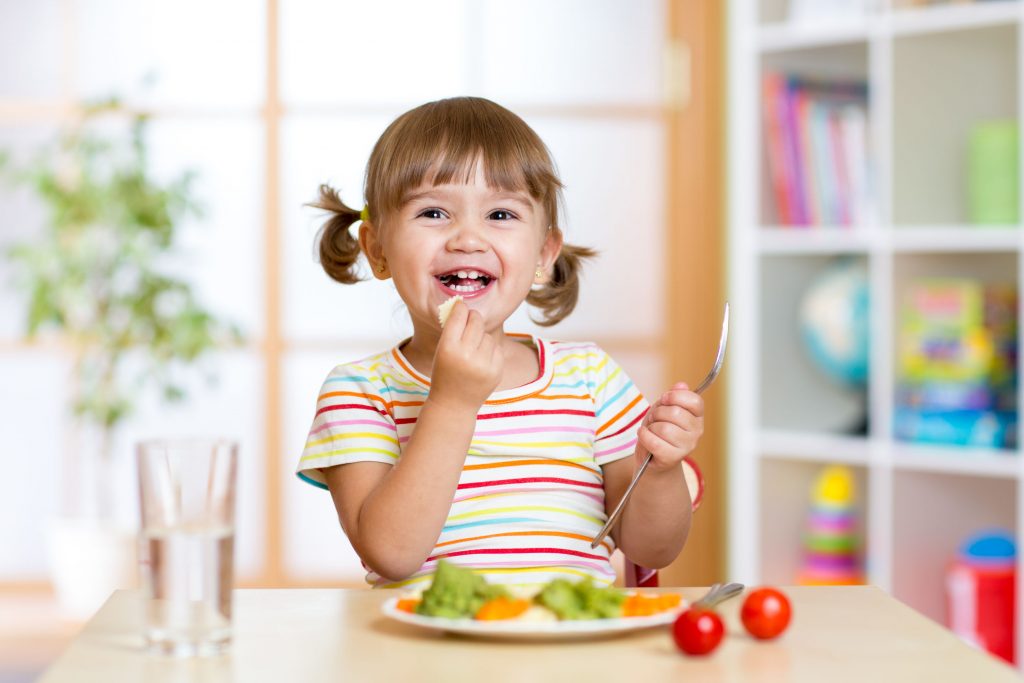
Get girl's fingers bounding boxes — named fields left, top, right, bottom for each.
left=640, top=424, right=696, bottom=464
left=649, top=404, right=701, bottom=430
left=657, top=389, right=705, bottom=417
left=647, top=420, right=695, bottom=448
left=638, top=425, right=675, bottom=462
left=461, top=308, right=485, bottom=348
left=440, top=300, right=469, bottom=340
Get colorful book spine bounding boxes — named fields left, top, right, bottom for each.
left=762, top=73, right=793, bottom=224
left=761, top=73, right=870, bottom=228
left=783, top=77, right=808, bottom=225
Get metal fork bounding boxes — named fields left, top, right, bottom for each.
left=691, top=582, right=745, bottom=609
left=591, top=302, right=730, bottom=550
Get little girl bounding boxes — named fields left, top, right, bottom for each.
left=296, top=97, right=704, bottom=590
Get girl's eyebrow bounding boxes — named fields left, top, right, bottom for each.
left=401, top=188, right=534, bottom=210
left=490, top=192, right=534, bottom=211
left=402, top=189, right=448, bottom=205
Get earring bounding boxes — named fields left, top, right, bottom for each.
left=377, top=262, right=387, bottom=274
left=535, top=268, right=543, bottom=279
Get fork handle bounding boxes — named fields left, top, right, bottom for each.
left=590, top=452, right=654, bottom=549
left=692, top=582, right=745, bottom=609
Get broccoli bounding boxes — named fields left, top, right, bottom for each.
left=415, top=560, right=508, bottom=618
left=534, top=577, right=625, bottom=620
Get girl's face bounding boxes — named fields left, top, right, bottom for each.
left=368, top=163, right=562, bottom=337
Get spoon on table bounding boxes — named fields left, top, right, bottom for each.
left=591, top=302, right=730, bottom=550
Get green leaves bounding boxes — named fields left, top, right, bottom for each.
left=2, top=101, right=241, bottom=435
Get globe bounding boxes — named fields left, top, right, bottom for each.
left=799, top=258, right=870, bottom=389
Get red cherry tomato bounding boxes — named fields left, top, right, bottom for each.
left=741, top=587, right=792, bottom=640
left=672, top=608, right=725, bottom=655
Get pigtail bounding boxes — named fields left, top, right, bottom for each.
left=527, top=242, right=598, bottom=327
left=308, top=183, right=365, bottom=285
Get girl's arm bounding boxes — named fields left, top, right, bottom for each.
left=602, top=456, right=692, bottom=569
left=323, top=302, right=501, bottom=582
left=601, top=383, right=703, bottom=568
left=323, top=396, right=477, bottom=581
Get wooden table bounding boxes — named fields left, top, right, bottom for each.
left=39, top=586, right=1019, bottom=682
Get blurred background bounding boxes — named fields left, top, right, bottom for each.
left=8, top=0, right=1024, bottom=679
left=0, top=1, right=723, bottom=678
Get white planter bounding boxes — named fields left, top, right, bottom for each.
left=47, top=518, right=137, bottom=621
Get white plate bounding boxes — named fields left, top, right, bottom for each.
left=380, top=597, right=687, bottom=641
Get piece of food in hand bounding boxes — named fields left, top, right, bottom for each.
left=475, top=596, right=532, bottom=621
left=416, top=560, right=508, bottom=619
left=672, top=608, right=725, bottom=655
left=740, top=587, right=792, bottom=640
left=534, top=577, right=625, bottom=620
left=437, top=295, right=464, bottom=327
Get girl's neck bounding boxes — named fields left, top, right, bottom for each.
left=400, top=328, right=541, bottom=392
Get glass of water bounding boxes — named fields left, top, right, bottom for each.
left=136, top=439, right=238, bottom=656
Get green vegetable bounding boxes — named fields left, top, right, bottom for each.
left=416, top=560, right=508, bottom=618
left=534, top=577, right=626, bottom=620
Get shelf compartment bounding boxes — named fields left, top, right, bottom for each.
left=758, top=227, right=875, bottom=253
left=891, top=442, right=1019, bottom=479
left=892, top=252, right=1019, bottom=452
left=760, top=428, right=871, bottom=465
left=890, top=1, right=1022, bottom=38
left=760, top=255, right=871, bottom=435
left=759, top=459, right=870, bottom=586
left=758, top=22, right=872, bottom=53
left=760, top=43, right=871, bottom=229
left=892, top=251, right=1019, bottom=292
left=893, top=24, right=1019, bottom=226
left=890, top=227, right=1020, bottom=253
left=891, top=470, right=1016, bottom=625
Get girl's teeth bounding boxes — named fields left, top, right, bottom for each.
left=451, top=283, right=484, bottom=292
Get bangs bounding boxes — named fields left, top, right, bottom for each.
left=365, top=98, right=562, bottom=225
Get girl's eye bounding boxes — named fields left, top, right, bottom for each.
left=488, top=210, right=517, bottom=221
left=418, top=208, right=446, bottom=220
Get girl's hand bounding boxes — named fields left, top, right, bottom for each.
left=637, top=382, right=704, bottom=473
left=429, top=300, right=504, bottom=410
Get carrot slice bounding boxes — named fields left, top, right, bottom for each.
left=475, top=597, right=531, bottom=621
left=396, top=598, right=420, bottom=613
left=621, top=593, right=682, bottom=617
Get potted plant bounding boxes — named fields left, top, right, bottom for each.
left=1, top=99, right=240, bottom=618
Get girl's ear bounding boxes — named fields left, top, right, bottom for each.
left=538, top=227, right=564, bottom=276
left=358, top=222, right=390, bottom=279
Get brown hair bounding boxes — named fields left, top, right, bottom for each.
left=310, top=96, right=596, bottom=326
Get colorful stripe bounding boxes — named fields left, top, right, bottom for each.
left=295, top=335, right=650, bottom=589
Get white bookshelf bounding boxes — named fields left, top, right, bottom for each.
left=728, top=0, right=1024, bottom=669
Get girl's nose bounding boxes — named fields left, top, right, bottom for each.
left=445, top=219, right=488, bottom=253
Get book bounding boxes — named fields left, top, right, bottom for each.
left=761, top=73, right=871, bottom=228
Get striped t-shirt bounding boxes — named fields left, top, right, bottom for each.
left=296, top=333, right=650, bottom=590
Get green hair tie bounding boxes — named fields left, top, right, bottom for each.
left=360, top=205, right=370, bottom=223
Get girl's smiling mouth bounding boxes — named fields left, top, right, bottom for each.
left=435, top=268, right=496, bottom=295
